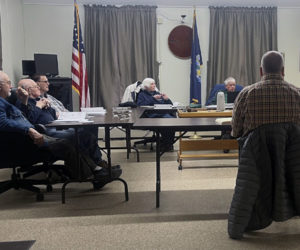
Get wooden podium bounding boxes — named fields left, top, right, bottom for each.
left=177, top=109, right=238, bottom=169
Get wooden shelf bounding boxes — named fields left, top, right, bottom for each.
left=178, top=109, right=232, bottom=118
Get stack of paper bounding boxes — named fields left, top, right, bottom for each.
left=206, top=103, right=234, bottom=110
left=81, top=107, right=106, bottom=115
left=215, top=117, right=232, bottom=125
left=54, top=112, right=92, bottom=123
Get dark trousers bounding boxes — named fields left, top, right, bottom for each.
left=0, top=132, right=95, bottom=179
left=145, top=112, right=175, bottom=148
left=46, top=126, right=102, bottom=165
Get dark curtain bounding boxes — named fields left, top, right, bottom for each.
left=206, top=7, right=277, bottom=101
left=84, top=5, right=158, bottom=108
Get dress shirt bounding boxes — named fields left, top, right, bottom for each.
left=43, top=93, right=69, bottom=113
left=232, top=74, right=300, bottom=138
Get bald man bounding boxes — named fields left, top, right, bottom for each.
left=232, top=51, right=300, bottom=138
left=17, top=79, right=58, bottom=125
left=17, top=78, right=122, bottom=180
left=0, top=71, right=103, bottom=180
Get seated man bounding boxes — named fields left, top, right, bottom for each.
left=0, top=71, right=112, bottom=185
left=31, top=74, right=68, bottom=113
left=206, top=77, right=243, bottom=105
left=29, top=74, right=109, bottom=168
left=16, top=79, right=120, bottom=175
left=136, top=78, right=175, bottom=151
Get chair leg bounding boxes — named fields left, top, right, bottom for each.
left=0, top=181, right=14, bottom=194
left=18, top=182, right=41, bottom=194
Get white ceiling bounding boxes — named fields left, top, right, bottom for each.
left=22, top=0, right=300, bottom=7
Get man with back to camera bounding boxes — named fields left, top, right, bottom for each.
left=232, top=50, right=300, bottom=138
left=228, top=51, right=300, bottom=239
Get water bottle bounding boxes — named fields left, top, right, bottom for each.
left=217, top=92, right=225, bottom=111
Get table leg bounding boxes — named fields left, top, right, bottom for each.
left=105, top=126, right=112, bottom=178
left=105, top=125, right=129, bottom=201
left=125, top=126, right=131, bottom=159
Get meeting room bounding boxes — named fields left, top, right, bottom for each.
left=0, top=0, right=300, bottom=249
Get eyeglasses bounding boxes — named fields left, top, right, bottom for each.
left=0, top=80, right=11, bottom=85
left=38, top=80, right=49, bottom=83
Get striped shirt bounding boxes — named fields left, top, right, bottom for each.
left=232, top=74, right=300, bottom=138
left=43, top=94, right=69, bottom=113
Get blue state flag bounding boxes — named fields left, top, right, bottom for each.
left=190, top=10, right=203, bottom=104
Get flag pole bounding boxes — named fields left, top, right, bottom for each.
left=189, top=7, right=202, bottom=140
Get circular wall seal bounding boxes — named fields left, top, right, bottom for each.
left=168, top=25, right=193, bottom=59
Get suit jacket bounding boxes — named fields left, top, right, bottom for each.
left=206, top=84, right=243, bottom=105
left=0, top=97, right=33, bottom=134
left=137, top=90, right=172, bottom=106
left=228, top=123, right=300, bottom=239
left=17, top=98, right=57, bottom=125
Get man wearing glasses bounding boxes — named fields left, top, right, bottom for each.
left=0, top=71, right=112, bottom=182
left=17, top=77, right=121, bottom=183
left=31, top=74, right=68, bottom=113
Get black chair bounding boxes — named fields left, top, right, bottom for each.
left=6, top=88, right=69, bottom=185
left=0, top=132, right=57, bottom=201
left=0, top=131, right=69, bottom=201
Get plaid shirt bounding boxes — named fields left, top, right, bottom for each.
left=232, top=74, right=300, bottom=138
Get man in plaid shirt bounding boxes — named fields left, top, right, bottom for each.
left=232, top=51, right=300, bottom=138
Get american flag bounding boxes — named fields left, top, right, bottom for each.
left=71, top=0, right=90, bottom=108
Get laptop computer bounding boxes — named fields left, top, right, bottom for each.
left=227, top=91, right=240, bottom=103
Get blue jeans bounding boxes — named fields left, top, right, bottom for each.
left=46, top=127, right=102, bottom=165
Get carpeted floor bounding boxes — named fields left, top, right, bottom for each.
left=0, top=136, right=299, bottom=250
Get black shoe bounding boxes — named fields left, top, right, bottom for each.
left=98, top=160, right=121, bottom=170
left=93, top=167, right=122, bottom=190
left=95, top=167, right=122, bottom=178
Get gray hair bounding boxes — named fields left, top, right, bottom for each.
left=261, top=51, right=284, bottom=74
left=141, top=78, right=155, bottom=90
left=0, top=71, right=6, bottom=84
left=224, top=77, right=236, bottom=86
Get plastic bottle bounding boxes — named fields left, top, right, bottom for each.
left=217, top=92, right=225, bottom=111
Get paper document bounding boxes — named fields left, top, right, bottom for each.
left=215, top=117, right=232, bottom=125
left=206, top=103, right=234, bottom=110
left=81, top=107, right=106, bottom=115
left=56, top=112, right=92, bottom=123
left=154, top=104, right=173, bottom=109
